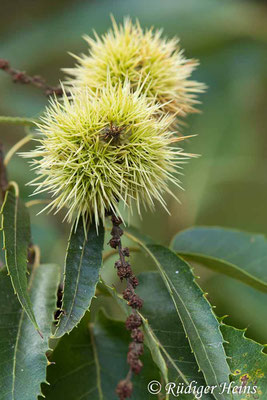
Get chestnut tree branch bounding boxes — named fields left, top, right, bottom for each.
left=0, top=58, right=67, bottom=97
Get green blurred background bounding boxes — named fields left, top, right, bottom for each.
left=1, top=0, right=267, bottom=343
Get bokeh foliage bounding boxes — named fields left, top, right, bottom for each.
left=1, top=0, right=267, bottom=344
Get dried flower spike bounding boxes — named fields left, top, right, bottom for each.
left=24, top=80, right=190, bottom=228
left=65, top=17, right=205, bottom=121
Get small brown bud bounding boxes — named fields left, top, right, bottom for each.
left=129, top=341, right=144, bottom=356
left=111, top=225, right=123, bottom=237
left=129, top=276, right=139, bottom=288
left=53, top=87, right=64, bottom=96
left=122, top=247, right=130, bottom=257
left=109, top=237, right=120, bottom=249
left=110, top=224, right=123, bottom=242
left=125, top=313, right=142, bottom=330
left=128, top=294, right=143, bottom=309
left=0, top=59, right=9, bottom=70
left=116, top=379, right=133, bottom=400
left=112, top=215, right=123, bottom=226
left=117, top=263, right=132, bottom=281
left=127, top=349, right=143, bottom=374
left=130, top=358, right=143, bottom=374
left=131, top=328, right=144, bottom=343
left=123, top=288, right=134, bottom=301
left=127, top=350, right=137, bottom=364
left=127, top=346, right=143, bottom=364
left=115, top=260, right=122, bottom=269
left=13, top=72, right=29, bottom=84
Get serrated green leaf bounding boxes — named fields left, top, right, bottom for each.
left=124, top=227, right=231, bottom=400
left=0, top=264, right=60, bottom=400
left=221, top=324, right=267, bottom=399
left=44, top=311, right=160, bottom=400
left=171, top=227, right=267, bottom=293
left=54, top=217, right=104, bottom=338
left=0, top=182, right=39, bottom=330
left=138, top=272, right=216, bottom=399
left=107, top=273, right=214, bottom=400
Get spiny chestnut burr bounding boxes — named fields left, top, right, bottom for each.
left=116, top=380, right=133, bottom=400
left=66, top=18, right=205, bottom=119
left=23, top=79, right=189, bottom=226
left=125, top=313, right=142, bottom=330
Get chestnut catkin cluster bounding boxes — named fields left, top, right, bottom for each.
left=109, top=215, right=144, bottom=399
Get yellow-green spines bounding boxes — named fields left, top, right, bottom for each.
left=65, top=17, right=205, bottom=121
left=25, top=82, right=189, bottom=227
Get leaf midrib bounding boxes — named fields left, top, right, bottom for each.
left=3, top=188, right=37, bottom=328
left=12, top=193, right=27, bottom=312
left=10, top=264, right=37, bottom=399
left=146, top=247, right=220, bottom=389
left=89, top=324, right=103, bottom=400
left=7, top=192, right=25, bottom=308
left=58, top=233, right=87, bottom=334
left=11, top=307, right=24, bottom=399
left=167, top=274, right=220, bottom=386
